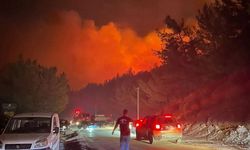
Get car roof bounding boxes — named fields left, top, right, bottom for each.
left=144, top=115, right=176, bottom=120
left=13, top=112, right=55, bottom=118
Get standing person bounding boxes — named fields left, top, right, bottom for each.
left=112, top=109, right=133, bottom=150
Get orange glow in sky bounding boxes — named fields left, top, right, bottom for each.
left=5, top=11, right=162, bottom=89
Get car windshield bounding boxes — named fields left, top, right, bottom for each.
left=4, top=117, right=51, bottom=134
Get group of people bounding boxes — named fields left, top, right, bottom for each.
left=112, top=109, right=133, bottom=150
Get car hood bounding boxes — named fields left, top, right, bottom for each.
left=0, top=133, right=50, bottom=144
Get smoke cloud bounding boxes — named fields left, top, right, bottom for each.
left=0, top=0, right=213, bottom=89
left=0, top=10, right=162, bottom=89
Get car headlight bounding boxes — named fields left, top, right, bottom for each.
left=0, top=141, right=3, bottom=149
left=34, top=138, right=48, bottom=148
left=129, top=124, right=132, bottom=129
left=76, top=121, right=80, bottom=125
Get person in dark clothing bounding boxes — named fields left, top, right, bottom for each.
left=112, top=109, right=133, bottom=150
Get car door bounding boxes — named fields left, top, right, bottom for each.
left=146, top=117, right=154, bottom=138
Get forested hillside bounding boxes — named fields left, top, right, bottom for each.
left=67, top=0, right=250, bottom=122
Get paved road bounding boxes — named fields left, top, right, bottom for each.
left=62, top=127, right=238, bottom=150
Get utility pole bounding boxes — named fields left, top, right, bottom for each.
left=94, top=103, right=97, bottom=116
left=136, top=87, right=140, bottom=119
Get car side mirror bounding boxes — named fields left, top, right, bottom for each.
left=53, top=127, right=59, bottom=134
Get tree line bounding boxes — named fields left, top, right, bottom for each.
left=0, top=56, right=69, bottom=114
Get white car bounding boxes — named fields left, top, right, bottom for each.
left=0, top=112, right=60, bottom=150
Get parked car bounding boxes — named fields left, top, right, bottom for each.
left=136, top=114, right=182, bottom=144
left=71, top=112, right=91, bottom=129
left=0, top=112, right=60, bottom=150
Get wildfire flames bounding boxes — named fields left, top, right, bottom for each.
left=1, top=11, right=162, bottom=89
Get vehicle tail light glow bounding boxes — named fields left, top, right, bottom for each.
left=135, top=119, right=142, bottom=127
left=155, top=124, right=161, bottom=129
left=74, top=108, right=81, bottom=116
left=177, top=124, right=181, bottom=129
left=165, top=115, right=172, bottom=118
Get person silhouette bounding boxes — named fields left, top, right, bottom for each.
left=112, top=109, right=133, bottom=150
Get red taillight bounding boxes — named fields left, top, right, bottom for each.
left=135, top=119, right=142, bottom=127
left=74, top=108, right=81, bottom=116
left=177, top=124, right=181, bottom=129
left=155, top=124, right=161, bottom=129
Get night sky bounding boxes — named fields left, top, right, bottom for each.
left=0, top=0, right=210, bottom=89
